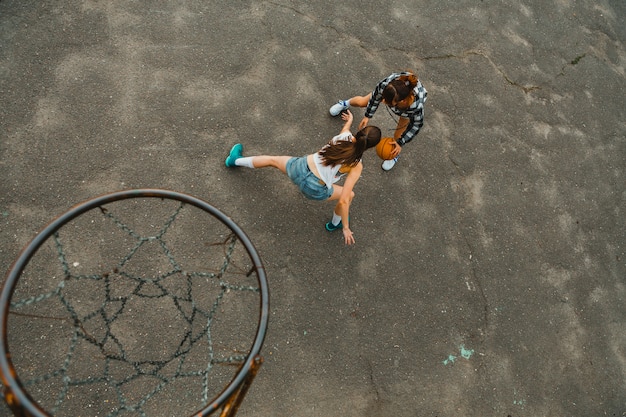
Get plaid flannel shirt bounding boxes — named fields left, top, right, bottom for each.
left=364, top=72, right=428, bottom=146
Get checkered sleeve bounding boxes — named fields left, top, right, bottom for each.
left=397, top=81, right=427, bottom=146
left=364, top=72, right=407, bottom=118
left=397, top=114, right=424, bottom=146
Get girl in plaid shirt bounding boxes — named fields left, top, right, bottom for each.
left=329, top=71, right=427, bottom=171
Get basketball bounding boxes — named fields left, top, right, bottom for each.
left=376, top=137, right=396, bottom=160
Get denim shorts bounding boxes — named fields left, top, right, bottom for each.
left=286, top=157, right=333, bottom=201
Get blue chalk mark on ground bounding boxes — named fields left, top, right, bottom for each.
left=443, top=344, right=475, bottom=365
left=513, top=389, right=526, bottom=408
left=442, top=355, right=456, bottom=365
left=460, top=344, right=474, bottom=359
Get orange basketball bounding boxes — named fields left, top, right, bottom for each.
left=376, top=137, right=396, bottom=160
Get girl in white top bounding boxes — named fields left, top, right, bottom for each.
left=225, top=110, right=381, bottom=245
left=312, top=131, right=356, bottom=187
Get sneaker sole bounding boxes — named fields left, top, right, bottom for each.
left=329, top=103, right=348, bottom=116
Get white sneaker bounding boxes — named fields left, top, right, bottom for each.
left=381, top=157, right=398, bottom=171
left=329, top=100, right=349, bottom=116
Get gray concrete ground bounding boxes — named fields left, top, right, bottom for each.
left=1, top=0, right=625, bottom=416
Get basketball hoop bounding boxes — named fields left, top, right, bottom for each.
left=0, top=190, right=269, bottom=417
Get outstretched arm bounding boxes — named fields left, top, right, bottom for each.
left=340, top=109, right=354, bottom=134
left=334, top=162, right=362, bottom=245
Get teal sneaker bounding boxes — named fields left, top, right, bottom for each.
left=225, top=144, right=243, bottom=167
left=325, top=220, right=342, bottom=232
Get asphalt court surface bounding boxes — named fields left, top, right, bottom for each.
left=0, top=1, right=625, bottom=416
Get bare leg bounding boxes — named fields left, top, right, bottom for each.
left=328, top=184, right=354, bottom=213
left=328, top=184, right=344, bottom=201
left=346, top=93, right=372, bottom=108
left=327, top=184, right=357, bottom=244
left=331, top=93, right=372, bottom=117
left=249, top=155, right=291, bottom=174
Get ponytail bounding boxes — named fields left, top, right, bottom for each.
left=357, top=126, right=381, bottom=150
left=384, top=72, right=418, bottom=104
left=319, top=126, right=381, bottom=167
left=401, top=72, right=418, bottom=89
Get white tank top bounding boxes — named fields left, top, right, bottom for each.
left=312, top=132, right=354, bottom=189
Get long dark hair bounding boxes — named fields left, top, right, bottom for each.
left=382, top=72, right=418, bottom=104
left=318, top=126, right=381, bottom=167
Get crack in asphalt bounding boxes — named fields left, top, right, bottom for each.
left=447, top=154, right=491, bottom=342
left=422, top=49, right=541, bottom=93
